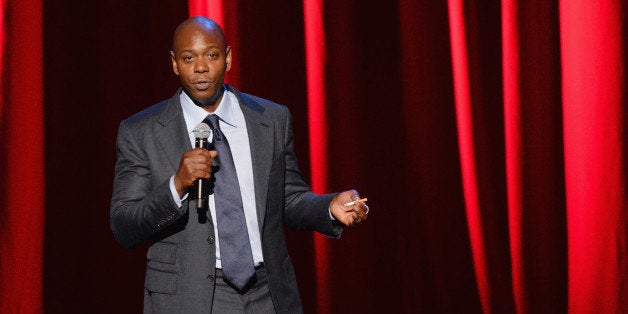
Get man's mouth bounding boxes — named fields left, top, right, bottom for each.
left=193, top=80, right=212, bottom=90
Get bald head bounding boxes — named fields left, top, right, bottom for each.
left=173, top=17, right=227, bottom=53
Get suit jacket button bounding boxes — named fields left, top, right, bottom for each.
left=207, top=275, right=215, bottom=282
left=207, top=236, right=215, bottom=244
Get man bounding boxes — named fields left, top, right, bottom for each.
left=110, top=17, right=368, bottom=313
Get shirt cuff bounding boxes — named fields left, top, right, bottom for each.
left=329, top=205, right=336, bottom=221
left=169, top=176, right=188, bottom=208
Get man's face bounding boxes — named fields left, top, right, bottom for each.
left=171, top=25, right=231, bottom=104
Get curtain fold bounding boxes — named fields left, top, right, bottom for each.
left=502, top=1, right=566, bottom=313
left=399, top=1, right=479, bottom=312
left=302, top=1, right=331, bottom=312
left=560, top=1, right=627, bottom=313
left=449, top=0, right=514, bottom=312
left=188, top=0, right=223, bottom=26
left=0, top=0, right=44, bottom=313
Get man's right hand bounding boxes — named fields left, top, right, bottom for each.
left=173, top=148, right=217, bottom=197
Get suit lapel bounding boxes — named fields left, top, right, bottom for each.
left=155, top=90, right=191, bottom=172
left=229, top=86, right=273, bottom=231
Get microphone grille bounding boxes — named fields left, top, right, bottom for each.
left=193, top=123, right=211, bottom=139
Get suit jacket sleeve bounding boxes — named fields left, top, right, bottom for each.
left=110, top=120, right=184, bottom=249
left=280, top=108, right=343, bottom=238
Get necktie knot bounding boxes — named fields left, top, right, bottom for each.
left=204, top=114, right=222, bottom=141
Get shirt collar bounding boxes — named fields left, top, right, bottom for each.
left=180, top=86, right=238, bottom=134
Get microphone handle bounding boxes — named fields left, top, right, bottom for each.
left=195, top=137, right=209, bottom=210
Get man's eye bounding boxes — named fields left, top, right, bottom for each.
left=209, top=52, right=218, bottom=58
left=183, top=56, right=193, bottom=61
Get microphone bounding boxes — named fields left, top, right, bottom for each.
left=193, top=123, right=212, bottom=210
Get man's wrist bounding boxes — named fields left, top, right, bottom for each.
left=169, top=176, right=189, bottom=207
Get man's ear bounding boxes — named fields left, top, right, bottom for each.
left=170, top=51, right=180, bottom=75
left=225, top=46, right=232, bottom=72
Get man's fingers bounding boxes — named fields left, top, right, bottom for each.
left=176, top=148, right=218, bottom=189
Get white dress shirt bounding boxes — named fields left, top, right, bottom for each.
left=168, top=88, right=263, bottom=268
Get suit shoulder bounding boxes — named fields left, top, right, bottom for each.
left=121, top=98, right=172, bottom=129
left=238, top=92, right=290, bottom=116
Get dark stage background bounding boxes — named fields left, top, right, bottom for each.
left=1, top=0, right=626, bottom=313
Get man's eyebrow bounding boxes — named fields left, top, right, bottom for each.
left=176, top=45, right=221, bottom=54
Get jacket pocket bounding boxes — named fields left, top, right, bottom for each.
left=145, top=268, right=177, bottom=295
left=145, top=242, right=178, bottom=294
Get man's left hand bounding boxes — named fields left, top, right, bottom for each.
left=330, top=190, right=369, bottom=227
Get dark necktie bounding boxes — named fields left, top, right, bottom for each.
left=204, top=114, right=255, bottom=290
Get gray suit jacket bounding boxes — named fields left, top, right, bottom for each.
left=111, top=86, right=341, bottom=313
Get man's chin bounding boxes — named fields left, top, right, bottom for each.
left=187, top=87, right=224, bottom=107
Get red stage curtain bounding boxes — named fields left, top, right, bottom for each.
left=449, top=1, right=625, bottom=313
left=0, top=0, right=44, bottom=313
left=1, top=0, right=625, bottom=312
left=303, top=0, right=332, bottom=312
left=560, top=1, right=627, bottom=313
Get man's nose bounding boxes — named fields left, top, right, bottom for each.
left=194, top=60, right=209, bottom=73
